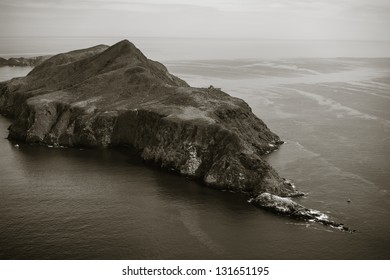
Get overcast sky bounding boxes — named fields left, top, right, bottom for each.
left=0, top=0, right=389, bottom=40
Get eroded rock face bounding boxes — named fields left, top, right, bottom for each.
left=0, top=40, right=298, bottom=198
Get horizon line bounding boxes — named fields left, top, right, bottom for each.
left=0, top=36, right=389, bottom=42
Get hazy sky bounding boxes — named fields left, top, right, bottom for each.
left=0, top=0, right=389, bottom=40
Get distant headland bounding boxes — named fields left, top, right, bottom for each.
left=0, top=55, right=51, bottom=67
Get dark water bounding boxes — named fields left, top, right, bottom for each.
left=1, top=41, right=390, bottom=260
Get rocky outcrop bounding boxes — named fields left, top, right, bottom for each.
left=252, top=193, right=354, bottom=232
left=0, top=39, right=348, bottom=229
left=0, top=55, right=51, bottom=67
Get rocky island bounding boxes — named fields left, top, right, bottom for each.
left=0, top=40, right=351, bottom=231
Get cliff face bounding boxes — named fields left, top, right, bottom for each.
left=0, top=40, right=298, bottom=197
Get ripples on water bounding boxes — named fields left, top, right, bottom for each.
left=0, top=52, right=390, bottom=259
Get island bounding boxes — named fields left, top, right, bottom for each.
left=0, top=40, right=351, bottom=231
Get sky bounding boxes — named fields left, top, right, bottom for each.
left=0, top=0, right=389, bottom=40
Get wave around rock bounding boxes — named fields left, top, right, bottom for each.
left=252, top=193, right=354, bottom=232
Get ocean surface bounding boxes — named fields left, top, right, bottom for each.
left=0, top=38, right=389, bottom=259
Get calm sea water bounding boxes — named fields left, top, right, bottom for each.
left=0, top=38, right=389, bottom=259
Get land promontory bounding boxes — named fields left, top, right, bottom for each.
left=0, top=40, right=296, bottom=196
left=0, top=55, right=50, bottom=67
left=1, top=40, right=351, bottom=229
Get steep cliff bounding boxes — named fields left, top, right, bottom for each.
left=0, top=40, right=299, bottom=198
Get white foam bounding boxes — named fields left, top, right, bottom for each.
left=287, top=88, right=382, bottom=122
left=239, top=61, right=322, bottom=75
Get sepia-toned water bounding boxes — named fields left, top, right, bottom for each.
left=0, top=38, right=389, bottom=259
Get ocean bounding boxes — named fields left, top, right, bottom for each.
left=0, top=37, right=389, bottom=259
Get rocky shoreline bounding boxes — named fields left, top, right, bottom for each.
left=0, top=40, right=351, bottom=231
left=251, top=193, right=354, bottom=232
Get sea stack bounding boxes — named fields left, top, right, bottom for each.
left=0, top=40, right=301, bottom=199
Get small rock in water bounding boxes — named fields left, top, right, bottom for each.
left=14, top=144, right=19, bottom=148
left=253, top=192, right=354, bottom=232
left=347, top=199, right=351, bottom=203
